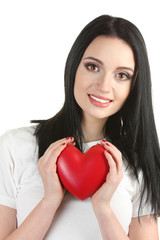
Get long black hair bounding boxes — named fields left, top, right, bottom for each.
left=32, top=15, right=160, bottom=217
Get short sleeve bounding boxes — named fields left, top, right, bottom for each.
left=132, top=172, right=153, bottom=218
left=0, top=133, right=17, bottom=209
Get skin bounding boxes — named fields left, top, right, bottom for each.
left=0, top=36, right=159, bottom=240
left=74, top=36, right=135, bottom=142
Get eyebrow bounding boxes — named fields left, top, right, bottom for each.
left=116, top=66, right=134, bottom=73
left=83, top=57, right=103, bottom=65
left=83, top=56, right=134, bottom=73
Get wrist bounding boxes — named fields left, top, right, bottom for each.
left=42, top=195, right=63, bottom=211
left=92, top=201, right=112, bottom=218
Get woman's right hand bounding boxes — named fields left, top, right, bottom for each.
left=37, top=137, right=75, bottom=208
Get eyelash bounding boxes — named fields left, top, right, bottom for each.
left=115, top=73, right=131, bottom=81
left=85, top=63, right=99, bottom=72
left=85, top=63, right=132, bottom=80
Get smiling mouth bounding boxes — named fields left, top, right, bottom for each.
left=89, top=94, right=112, bottom=104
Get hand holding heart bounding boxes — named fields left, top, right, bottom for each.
left=57, top=139, right=123, bottom=206
left=57, top=143, right=110, bottom=200
left=91, top=140, right=123, bottom=209
left=38, top=137, right=123, bottom=211
left=37, top=137, right=75, bottom=207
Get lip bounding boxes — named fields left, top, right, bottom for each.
left=89, top=94, right=112, bottom=101
left=88, top=94, right=113, bottom=108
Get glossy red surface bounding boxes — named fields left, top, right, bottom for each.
left=57, top=144, right=109, bottom=200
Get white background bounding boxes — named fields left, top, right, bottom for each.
left=0, top=0, right=160, bottom=236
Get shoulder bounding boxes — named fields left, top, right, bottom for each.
left=0, top=125, right=39, bottom=208
left=0, top=125, right=37, bottom=146
left=2, top=125, right=37, bottom=140
left=0, top=125, right=38, bottom=165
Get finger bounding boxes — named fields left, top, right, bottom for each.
left=101, top=140, right=121, bottom=155
left=101, top=140, right=122, bottom=171
left=47, top=137, right=74, bottom=151
left=39, top=143, right=70, bottom=175
left=49, top=143, right=68, bottom=164
left=44, top=137, right=74, bottom=156
left=68, top=142, right=76, bottom=146
left=104, top=150, right=117, bottom=175
left=104, top=141, right=122, bottom=158
left=40, top=138, right=74, bottom=167
left=104, top=150, right=123, bottom=183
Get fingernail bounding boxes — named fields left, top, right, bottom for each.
left=102, top=139, right=106, bottom=142
left=66, top=137, right=74, bottom=141
left=62, top=143, right=66, bottom=146
left=105, top=150, right=109, bottom=153
left=106, top=143, right=109, bottom=146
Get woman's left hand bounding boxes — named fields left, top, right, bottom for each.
left=91, top=140, right=123, bottom=210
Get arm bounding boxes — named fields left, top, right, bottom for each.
left=91, top=140, right=159, bottom=240
left=128, top=215, right=159, bottom=240
left=93, top=205, right=159, bottom=240
left=93, top=204, right=130, bottom=240
left=0, top=205, right=16, bottom=238
left=0, top=137, right=74, bottom=240
left=0, top=197, right=61, bottom=240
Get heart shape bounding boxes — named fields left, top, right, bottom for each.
left=57, top=144, right=109, bottom=200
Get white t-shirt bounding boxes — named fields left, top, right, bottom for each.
left=0, top=126, right=152, bottom=239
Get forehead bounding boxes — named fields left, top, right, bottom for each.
left=83, top=36, right=135, bottom=69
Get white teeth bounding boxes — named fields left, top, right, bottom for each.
left=90, top=95, right=111, bottom=103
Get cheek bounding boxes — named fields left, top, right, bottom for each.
left=73, top=74, right=84, bottom=103
left=122, top=88, right=130, bottom=99
left=116, top=84, right=131, bottom=102
left=74, top=72, right=91, bottom=96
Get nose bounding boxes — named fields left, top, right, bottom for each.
left=95, top=73, right=112, bottom=93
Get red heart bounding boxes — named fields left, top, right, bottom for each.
left=57, top=144, right=109, bottom=200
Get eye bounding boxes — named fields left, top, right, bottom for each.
left=115, top=72, right=131, bottom=81
left=85, top=63, right=99, bottom=72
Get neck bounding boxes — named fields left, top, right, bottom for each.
left=82, top=115, right=107, bottom=143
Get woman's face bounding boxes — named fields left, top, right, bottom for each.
left=74, top=36, right=135, bottom=122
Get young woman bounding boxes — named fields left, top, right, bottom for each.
left=0, top=15, right=160, bottom=240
